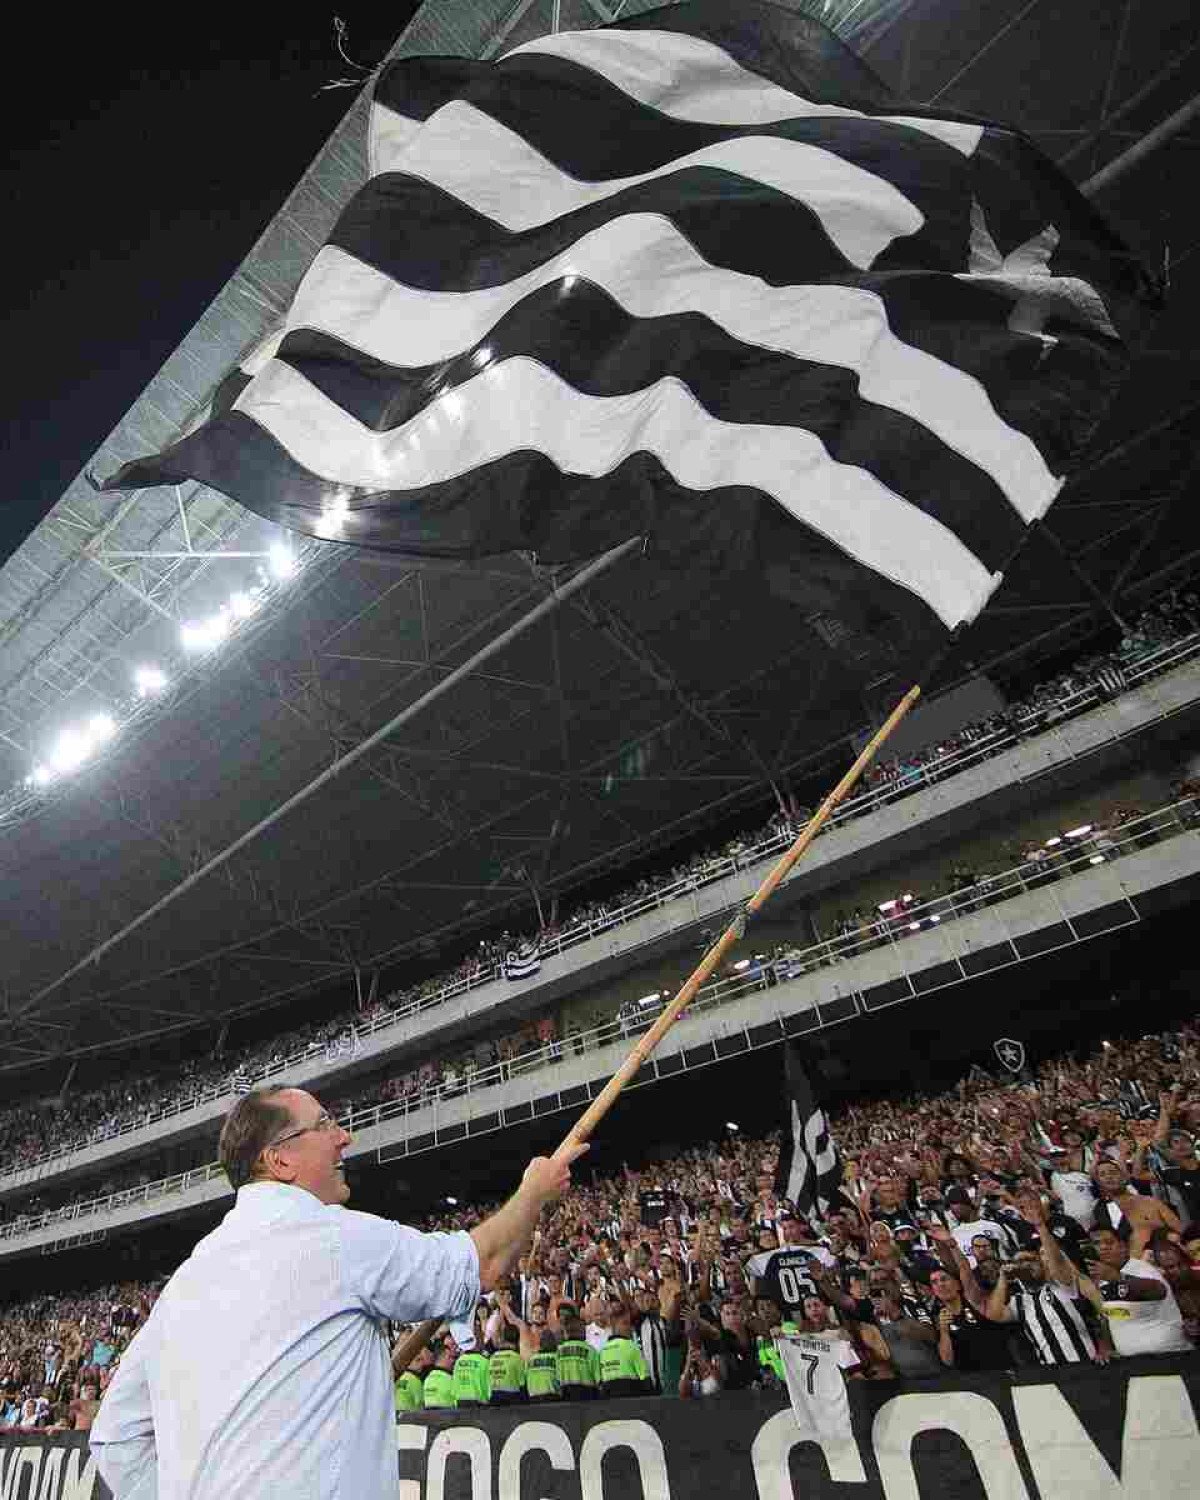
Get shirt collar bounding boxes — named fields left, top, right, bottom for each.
left=233, top=1180, right=334, bottom=1221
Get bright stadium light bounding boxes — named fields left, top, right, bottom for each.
left=29, top=765, right=54, bottom=788
left=726, top=1121, right=740, bottom=1133
left=49, top=728, right=90, bottom=775
left=43, top=713, right=117, bottom=778
left=268, top=541, right=296, bottom=580
left=445, top=1196, right=458, bottom=1207
left=134, top=665, right=168, bottom=698
left=181, top=612, right=231, bottom=653
left=228, top=590, right=259, bottom=621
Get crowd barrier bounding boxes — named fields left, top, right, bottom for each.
left=2, top=1355, right=1195, bottom=1498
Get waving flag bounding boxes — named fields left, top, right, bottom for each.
left=775, top=1042, right=842, bottom=1222
left=104, top=0, right=1153, bottom=642
left=502, top=941, right=542, bottom=981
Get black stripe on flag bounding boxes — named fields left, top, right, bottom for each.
left=373, top=69, right=976, bottom=272
left=775, top=1041, right=842, bottom=1222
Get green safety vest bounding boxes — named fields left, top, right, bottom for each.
left=489, top=1349, right=526, bottom=1396
left=423, top=1367, right=457, bottom=1409
left=555, top=1339, right=599, bottom=1390
left=598, top=1336, right=648, bottom=1387
left=525, top=1352, right=561, bottom=1399
left=452, top=1351, right=492, bottom=1405
left=394, top=1372, right=424, bottom=1412
left=757, top=1322, right=799, bottom=1380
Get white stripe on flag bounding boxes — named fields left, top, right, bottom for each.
left=283, top=229, right=1060, bottom=524
left=369, top=103, right=421, bottom=179
left=507, top=29, right=983, bottom=156
left=237, top=355, right=996, bottom=628
left=371, top=101, right=923, bottom=269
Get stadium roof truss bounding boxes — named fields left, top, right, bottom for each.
left=0, top=0, right=1197, bottom=1071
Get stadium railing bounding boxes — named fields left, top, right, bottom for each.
left=4, top=627, right=1198, bottom=1179
left=2, top=792, right=1194, bottom=1243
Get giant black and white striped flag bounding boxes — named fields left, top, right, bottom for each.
left=775, top=1041, right=842, bottom=1222
left=104, top=0, right=1154, bottom=641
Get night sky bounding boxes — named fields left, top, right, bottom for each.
left=2, top=11, right=420, bottom=565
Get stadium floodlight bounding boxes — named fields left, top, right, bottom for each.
left=181, top=613, right=231, bottom=653
left=228, top=590, right=260, bottom=620
left=49, top=728, right=89, bottom=775
left=134, top=665, right=168, bottom=698
left=29, top=765, right=54, bottom=787
left=1065, top=824, right=1094, bottom=839
left=445, top=1196, right=458, bottom=1206
left=268, top=541, right=297, bottom=580
left=726, top=1121, right=740, bottom=1133
left=45, top=712, right=115, bottom=778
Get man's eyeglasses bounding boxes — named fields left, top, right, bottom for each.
left=262, top=1111, right=340, bottom=1153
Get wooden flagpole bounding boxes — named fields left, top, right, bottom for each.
left=391, top=681, right=922, bottom=1372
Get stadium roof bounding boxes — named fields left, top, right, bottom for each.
left=0, top=0, right=1196, bottom=1072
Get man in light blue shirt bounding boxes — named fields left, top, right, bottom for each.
left=90, top=1086, right=584, bottom=1499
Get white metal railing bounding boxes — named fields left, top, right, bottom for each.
left=4, top=628, right=1199, bottom=1180
left=3, top=792, right=1195, bottom=1243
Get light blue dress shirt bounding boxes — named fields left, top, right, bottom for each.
left=90, top=1181, right=480, bottom=1499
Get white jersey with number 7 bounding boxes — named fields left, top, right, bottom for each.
left=776, top=1332, right=857, bottom=1441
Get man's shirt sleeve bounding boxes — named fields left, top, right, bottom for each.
left=89, top=1320, right=159, bottom=1500
left=339, top=1211, right=481, bottom=1329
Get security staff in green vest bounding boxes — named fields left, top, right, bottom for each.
left=488, top=1324, right=527, bottom=1405
left=422, top=1339, right=458, bottom=1410
left=554, top=1309, right=600, bottom=1400
left=452, top=1344, right=492, bottom=1408
left=598, top=1302, right=651, bottom=1398
left=392, top=1342, right=432, bottom=1414
left=525, top=1330, right=562, bottom=1403
left=757, top=1319, right=799, bottom=1384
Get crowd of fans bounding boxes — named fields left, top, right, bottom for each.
left=3, top=776, right=1197, bottom=1232
left=3, top=1018, right=1198, bottom=1428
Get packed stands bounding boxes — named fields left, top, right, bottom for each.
left=1, top=592, right=1197, bottom=1178
left=3, top=1019, right=1198, bottom=1427
left=3, top=779, right=1198, bottom=1241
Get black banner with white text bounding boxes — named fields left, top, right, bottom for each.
left=2, top=1356, right=1196, bottom=1498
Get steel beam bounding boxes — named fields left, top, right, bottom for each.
left=24, top=538, right=642, bottom=1009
